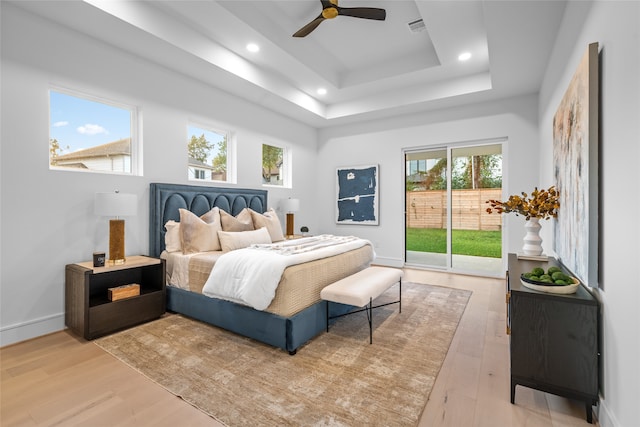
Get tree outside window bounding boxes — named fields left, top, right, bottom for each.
left=187, top=125, right=228, bottom=182
left=406, top=154, right=501, bottom=191
left=262, top=143, right=284, bottom=186
left=451, top=154, right=502, bottom=189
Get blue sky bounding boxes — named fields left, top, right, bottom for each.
left=50, top=90, right=132, bottom=153
left=50, top=90, right=224, bottom=161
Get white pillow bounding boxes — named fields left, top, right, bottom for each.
left=164, top=220, right=182, bottom=252
left=217, top=227, right=272, bottom=252
left=179, top=207, right=222, bottom=253
left=250, top=208, right=285, bottom=242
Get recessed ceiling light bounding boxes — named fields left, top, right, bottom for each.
left=317, top=88, right=327, bottom=95
left=458, top=52, right=471, bottom=61
left=246, top=43, right=260, bottom=53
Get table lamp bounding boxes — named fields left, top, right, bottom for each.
left=281, top=198, right=300, bottom=238
left=95, top=191, right=137, bottom=265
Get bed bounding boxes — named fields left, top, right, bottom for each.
left=149, top=183, right=374, bottom=354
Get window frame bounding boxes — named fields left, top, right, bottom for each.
left=48, top=86, right=141, bottom=176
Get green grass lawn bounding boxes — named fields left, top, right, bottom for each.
left=406, top=228, right=502, bottom=258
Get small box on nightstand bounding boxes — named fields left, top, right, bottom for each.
left=108, top=283, right=140, bottom=301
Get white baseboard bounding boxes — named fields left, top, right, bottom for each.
left=0, top=313, right=65, bottom=347
left=596, top=395, right=620, bottom=427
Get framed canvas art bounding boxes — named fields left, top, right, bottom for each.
left=553, top=42, right=599, bottom=288
left=336, top=164, right=379, bottom=225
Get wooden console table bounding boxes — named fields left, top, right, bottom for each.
left=506, top=253, right=599, bottom=423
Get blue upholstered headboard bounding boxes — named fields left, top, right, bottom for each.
left=149, top=183, right=268, bottom=257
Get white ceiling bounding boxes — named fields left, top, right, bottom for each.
left=13, top=0, right=568, bottom=129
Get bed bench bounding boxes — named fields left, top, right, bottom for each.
left=321, top=266, right=403, bottom=344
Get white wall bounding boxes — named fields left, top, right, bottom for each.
left=538, top=2, right=640, bottom=426
left=317, top=94, right=541, bottom=267
left=0, top=4, right=318, bottom=346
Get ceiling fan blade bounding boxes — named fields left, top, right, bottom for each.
left=337, top=7, right=386, bottom=21
left=293, top=14, right=325, bottom=37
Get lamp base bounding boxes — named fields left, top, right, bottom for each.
left=286, top=213, right=294, bottom=237
left=109, top=219, right=126, bottom=265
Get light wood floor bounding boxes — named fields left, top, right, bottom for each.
left=1, top=268, right=597, bottom=426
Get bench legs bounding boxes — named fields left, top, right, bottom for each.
left=325, top=279, right=402, bottom=344
left=367, top=297, right=372, bottom=344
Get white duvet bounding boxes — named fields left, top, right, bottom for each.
left=202, top=235, right=373, bottom=310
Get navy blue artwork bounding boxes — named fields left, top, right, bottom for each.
left=336, top=165, right=378, bottom=225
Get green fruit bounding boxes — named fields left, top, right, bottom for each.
left=554, top=280, right=568, bottom=285
left=548, top=266, right=562, bottom=274
left=540, top=278, right=553, bottom=283
left=552, top=271, right=569, bottom=281
left=529, top=276, right=540, bottom=281
left=531, top=267, right=545, bottom=276
left=540, top=274, right=551, bottom=281
left=523, top=272, right=533, bottom=279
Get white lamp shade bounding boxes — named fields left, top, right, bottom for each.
left=95, top=192, right=137, bottom=217
left=281, top=198, right=300, bottom=213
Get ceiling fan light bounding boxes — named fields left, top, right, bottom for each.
left=458, top=52, right=472, bottom=61
left=246, top=43, right=260, bottom=53
left=322, top=7, right=339, bottom=20
left=317, top=88, right=327, bottom=95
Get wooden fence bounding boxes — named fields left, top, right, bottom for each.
left=406, top=188, right=502, bottom=231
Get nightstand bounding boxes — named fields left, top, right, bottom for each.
left=65, top=255, right=166, bottom=340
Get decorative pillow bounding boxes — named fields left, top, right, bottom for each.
left=217, top=227, right=271, bottom=252
left=179, top=207, right=222, bottom=254
left=164, top=220, right=182, bottom=252
left=249, top=208, right=285, bottom=242
left=220, top=208, right=254, bottom=232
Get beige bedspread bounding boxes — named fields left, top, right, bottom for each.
left=163, top=245, right=374, bottom=317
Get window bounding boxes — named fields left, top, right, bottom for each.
left=187, top=125, right=229, bottom=182
left=49, top=89, right=138, bottom=175
left=262, top=143, right=289, bottom=187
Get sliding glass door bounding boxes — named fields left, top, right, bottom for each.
left=405, top=142, right=504, bottom=275
left=405, top=149, right=448, bottom=268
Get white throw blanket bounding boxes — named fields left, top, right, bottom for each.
left=202, top=235, right=373, bottom=310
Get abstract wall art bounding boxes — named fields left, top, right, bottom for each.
left=553, top=42, right=599, bottom=288
left=336, top=164, right=379, bottom=225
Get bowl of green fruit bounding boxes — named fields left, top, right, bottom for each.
left=520, top=266, right=580, bottom=294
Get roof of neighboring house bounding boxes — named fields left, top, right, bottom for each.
left=54, top=138, right=130, bottom=161
left=57, top=162, right=88, bottom=169
left=188, top=157, right=214, bottom=170
left=263, top=167, right=280, bottom=175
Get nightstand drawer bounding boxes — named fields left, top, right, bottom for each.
left=88, top=291, right=165, bottom=339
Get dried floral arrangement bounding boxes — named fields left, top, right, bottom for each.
left=486, top=186, right=559, bottom=220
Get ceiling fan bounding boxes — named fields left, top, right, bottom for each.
left=293, top=0, right=386, bottom=38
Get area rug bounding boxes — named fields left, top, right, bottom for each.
left=95, top=282, right=471, bottom=426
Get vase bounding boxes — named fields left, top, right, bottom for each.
left=522, top=217, right=543, bottom=256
